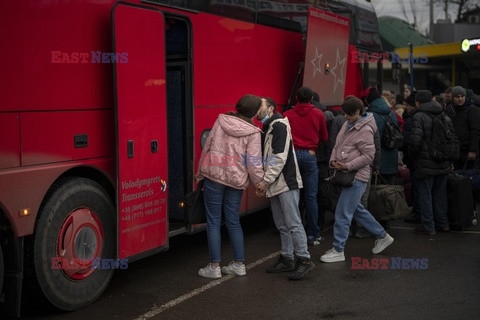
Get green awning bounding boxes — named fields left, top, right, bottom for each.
left=378, top=16, right=435, bottom=52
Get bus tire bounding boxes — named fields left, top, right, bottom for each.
left=34, top=177, right=115, bottom=311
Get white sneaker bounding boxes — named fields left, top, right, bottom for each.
left=221, top=261, right=246, bottom=276
left=198, top=264, right=221, bottom=279
left=320, top=248, right=345, bottom=263
left=372, top=233, right=394, bottom=254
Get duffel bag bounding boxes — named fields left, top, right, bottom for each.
left=368, top=175, right=411, bottom=221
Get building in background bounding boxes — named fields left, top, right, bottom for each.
left=377, top=7, right=480, bottom=95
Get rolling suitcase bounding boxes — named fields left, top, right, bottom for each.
left=447, top=174, right=477, bottom=230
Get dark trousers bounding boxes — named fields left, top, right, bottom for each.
left=415, top=174, right=449, bottom=231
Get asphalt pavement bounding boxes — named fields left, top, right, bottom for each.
left=15, top=210, right=480, bottom=320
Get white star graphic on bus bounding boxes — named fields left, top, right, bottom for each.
left=329, top=48, right=346, bottom=93
left=310, top=46, right=323, bottom=78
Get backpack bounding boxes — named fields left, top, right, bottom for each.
left=379, top=113, right=403, bottom=149
left=428, top=113, right=460, bottom=162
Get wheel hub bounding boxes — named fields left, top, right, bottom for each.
left=57, top=208, right=104, bottom=280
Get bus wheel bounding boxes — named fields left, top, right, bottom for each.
left=34, top=177, right=115, bottom=311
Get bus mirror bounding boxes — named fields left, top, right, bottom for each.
left=200, top=129, right=211, bottom=150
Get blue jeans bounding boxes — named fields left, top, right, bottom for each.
left=295, top=149, right=319, bottom=238
left=203, top=178, right=244, bottom=263
left=270, top=189, right=310, bottom=259
left=354, top=174, right=372, bottom=234
left=333, top=179, right=386, bottom=252
left=415, top=174, right=449, bottom=231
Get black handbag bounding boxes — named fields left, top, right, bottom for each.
left=329, top=170, right=357, bottom=187
left=184, top=180, right=206, bottom=224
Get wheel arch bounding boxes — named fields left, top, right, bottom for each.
left=33, top=165, right=116, bottom=232
left=53, top=166, right=115, bottom=207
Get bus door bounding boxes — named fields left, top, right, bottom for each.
left=113, top=3, right=168, bottom=259
left=163, top=15, right=194, bottom=233
left=303, top=7, right=350, bottom=106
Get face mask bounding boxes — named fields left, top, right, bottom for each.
left=260, top=114, right=270, bottom=124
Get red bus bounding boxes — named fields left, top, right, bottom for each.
left=0, top=0, right=382, bottom=315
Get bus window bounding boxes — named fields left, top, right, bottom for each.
left=166, top=18, right=188, bottom=57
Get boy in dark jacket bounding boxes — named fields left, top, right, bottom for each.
left=407, top=90, right=452, bottom=235
left=445, top=86, right=480, bottom=170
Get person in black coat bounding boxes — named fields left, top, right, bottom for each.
left=402, top=92, right=422, bottom=224
left=445, top=86, right=480, bottom=170
left=408, top=90, right=452, bottom=235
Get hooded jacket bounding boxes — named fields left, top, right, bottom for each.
left=368, top=97, right=399, bottom=175
left=328, top=114, right=382, bottom=171
left=329, top=113, right=377, bottom=182
left=261, top=114, right=303, bottom=197
left=197, top=114, right=264, bottom=189
left=445, top=100, right=480, bottom=155
left=283, top=103, right=328, bottom=150
left=408, top=101, right=453, bottom=178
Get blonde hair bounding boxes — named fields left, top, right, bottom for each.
left=382, top=96, right=392, bottom=107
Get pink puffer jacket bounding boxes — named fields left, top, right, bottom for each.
left=197, top=114, right=264, bottom=189
left=330, top=113, right=377, bottom=182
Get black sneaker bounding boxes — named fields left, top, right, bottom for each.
left=288, top=258, right=315, bottom=280
left=266, top=255, right=295, bottom=273
left=415, top=225, right=436, bottom=235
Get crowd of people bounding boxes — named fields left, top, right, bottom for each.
left=194, top=83, right=479, bottom=281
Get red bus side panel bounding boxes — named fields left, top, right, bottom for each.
left=192, top=12, right=304, bottom=107
left=113, top=4, right=168, bottom=259
left=0, top=1, right=113, bottom=111
left=21, top=110, right=114, bottom=166
left=0, top=113, right=20, bottom=169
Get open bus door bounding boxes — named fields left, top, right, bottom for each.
left=113, top=3, right=168, bottom=260
left=303, top=7, right=350, bottom=106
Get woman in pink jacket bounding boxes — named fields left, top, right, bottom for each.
left=320, top=96, right=394, bottom=263
left=196, top=94, right=264, bottom=279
